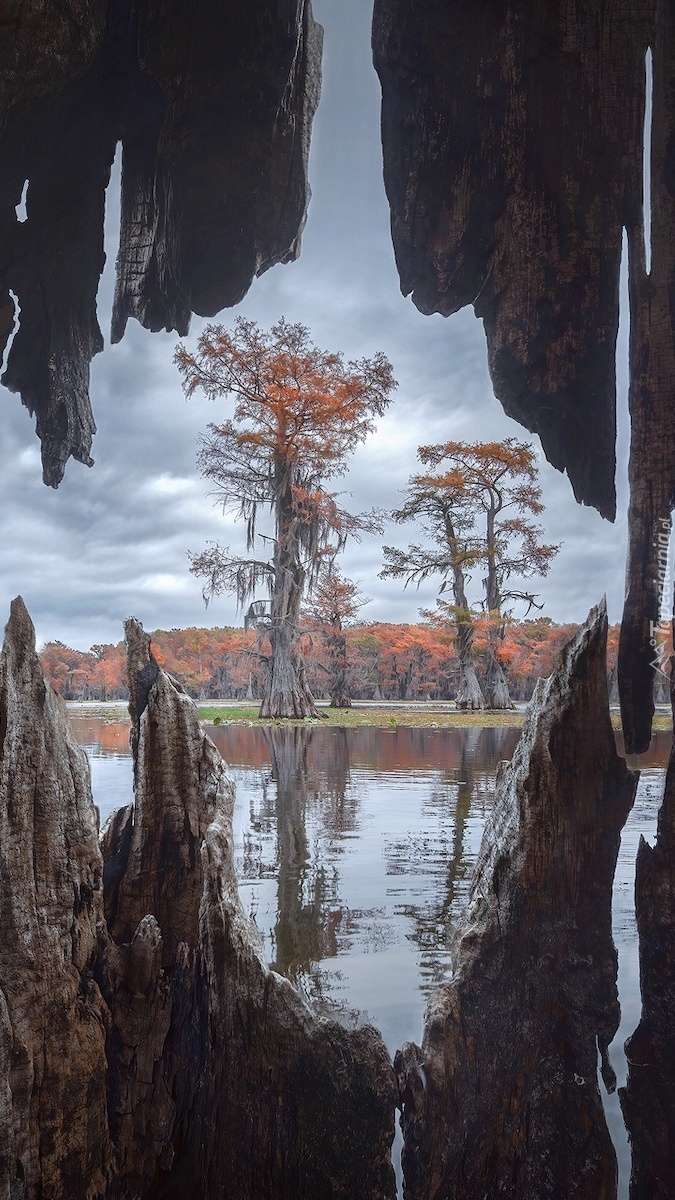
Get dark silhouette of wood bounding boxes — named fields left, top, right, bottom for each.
left=395, top=601, right=638, bottom=1200
left=373, top=0, right=675, bottom=749
left=373, top=0, right=650, bottom=521
left=0, top=0, right=321, bottom=484
left=2, top=2, right=674, bottom=1191
left=0, top=599, right=398, bottom=1198
left=2, top=2, right=672, bottom=749
left=618, top=0, right=675, bottom=753
left=620, top=647, right=675, bottom=1197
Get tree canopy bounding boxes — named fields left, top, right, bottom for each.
left=41, top=616, right=625, bottom=707
left=382, top=439, right=559, bottom=709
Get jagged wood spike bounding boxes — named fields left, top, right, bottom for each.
left=0, top=595, right=114, bottom=1199
left=101, top=614, right=398, bottom=1199
left=396, top=600, right=638, bottom=1200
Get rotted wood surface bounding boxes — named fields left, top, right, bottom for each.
left=0, top=0, right=321, bottom=486
left=108, top=617, right=398, bottom=1199
left=373, top=0, right=652, bottom=520
left=396, top=601, right=638, bottom=1200
left=0, top=597, right=114, bottom=1200
left=3, top=595, right=674, bottom=1195
left=619, top=0, right=675, bottom=754
left=373, top=0, right=675, bottom=750
left=0, top=600, right=397, bottom=1199
left=620, top=649, right=675, bottom=1197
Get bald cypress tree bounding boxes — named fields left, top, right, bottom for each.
left=382, top=439, right=558, bottom=709
left=176, top=318, right=395, bottom=718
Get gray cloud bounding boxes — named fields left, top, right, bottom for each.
left=0, top=0, right=630, bottom=650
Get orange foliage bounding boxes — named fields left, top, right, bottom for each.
left=40, top=641, right=127, bottom=701
left=40, top=619, right=623, bottom=704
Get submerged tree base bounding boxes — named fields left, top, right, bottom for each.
left=258, top=680, right=326, bottom=720
left=455, top=662, right=485, bottom=710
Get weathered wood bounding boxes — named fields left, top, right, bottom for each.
left=618, top=0, right=675, bottom=753
left=0, top=600, right=398, bottom=1198
left=0, top=0, right=107, bottom=133
left=0, top=1, right=321, bottom=485
left=396, top=601, right=638, bottom=1199
left=373, top=0, right=675, bottom=751
left=105, top=616, right=398, bottom=1199
left=0, top=52, right=117, bottom=485
left=620, top=648, right=675, bottom=1197
left=0, top=597, right=115, bottom=1199
left=373, top=0, right=652, bottom=520
left=112, top=0, right=322, bottom=335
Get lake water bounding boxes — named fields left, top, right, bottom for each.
left=71, top=712, right=671, bottom=1198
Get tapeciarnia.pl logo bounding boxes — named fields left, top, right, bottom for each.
left=650, top=517, right=673, bottom=679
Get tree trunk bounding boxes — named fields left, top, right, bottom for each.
left=485, top=503, right=500, bottom=615
left=399, top=660, right=414, bottom=700
left=0, top=598, right=115, bottom=1198
left=259, top=496, right=322, bottom=719
left=260, top=617, right=320, bottom=718
left=455, top=619, right=485, bottom=710
left=484, top=646, right=514, bottom=709
left=482, top=505, right=513, bottom=708
left=618, top=0, right=675, bottom=754
left=327, top=628, right=352, bottom=708
left=446, top=512, right=485, bottom=710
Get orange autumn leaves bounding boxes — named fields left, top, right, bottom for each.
left=40, top=616, right=624, bottom=704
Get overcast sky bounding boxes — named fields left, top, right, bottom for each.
left=0, top=0, right=631, bottom=652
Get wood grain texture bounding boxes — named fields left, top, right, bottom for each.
left=0, top=597, right=114, bottom=1200
left=0, top=0, right=321, bottom=485
left=395, top=602, right=637, bottom=1200
left=620, top=645, right=675, bottom=1197
left=373, top=0, right=653, bottom=520
left=0, top=598, right=397, bottom=1198
left=619, top=0, right=675, bottom=753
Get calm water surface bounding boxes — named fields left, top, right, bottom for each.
left=71, top=713, right=671, bottom=1197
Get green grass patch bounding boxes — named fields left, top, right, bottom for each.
left=198, top=704, right=525, bottom=728
left=197, top=704, right=673, bottom=732
left=198, top=705, right=261, bottom=724
left=67, top=700, right=672, bottom=734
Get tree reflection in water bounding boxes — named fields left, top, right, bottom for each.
left=262, top=725, right=344, bottom=990
left=71, top=713, right=670, bottom=1075
left=217, top=722, right=523, bottom=1021
left=383, top=725, right=520, bottom=990
left=70, top=711, right=672, bottom=1190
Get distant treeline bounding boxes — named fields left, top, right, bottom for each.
left=39, top=616, right=631, bottom=705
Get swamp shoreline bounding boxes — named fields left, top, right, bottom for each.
left=66, top=698, right=674, bottom=733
